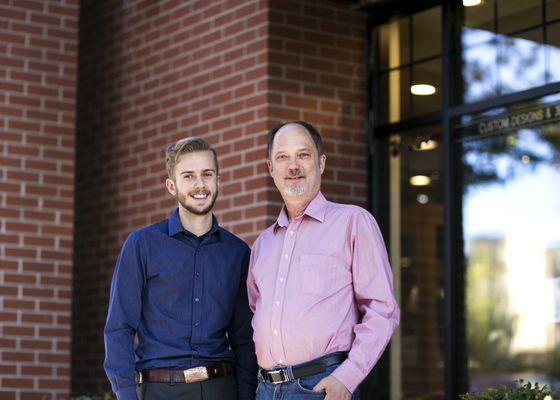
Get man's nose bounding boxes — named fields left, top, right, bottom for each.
left=194, top=176, right=205, bottom=187
left=288, top=159, right=300, bottom=171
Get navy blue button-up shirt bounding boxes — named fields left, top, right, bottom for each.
left=104, top=210, right=257, bottom=400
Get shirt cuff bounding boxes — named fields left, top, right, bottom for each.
left=330, top=359, right=365, bottom=394
left=116, top=385, right=138, bottom=400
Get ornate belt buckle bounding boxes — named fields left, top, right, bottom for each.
left=184, top=366, right=209, bottom=383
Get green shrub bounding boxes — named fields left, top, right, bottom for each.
left=460, top=380, right=554, bottom=400
left=71, top=395, right=113, bottom=400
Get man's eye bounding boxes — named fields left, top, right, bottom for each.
left=204, top=172, right=213, bottom=177
left=184, top=175, right=194, bottom=180
left=299, top=153, right=310, bottom=158
left=276, top=155, right=287, bottom=160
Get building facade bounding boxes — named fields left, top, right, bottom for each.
left=0, top=0, right=559, bottom=399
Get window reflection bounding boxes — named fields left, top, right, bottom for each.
left=412, top=59, right=442, bottom=116
left=461, top=36, right=499, bottom=102
left=497, top=0, right=541, bottom=34
left=547, top=0, right=560, bottom=21
left=375, top=6, right=442, bottom=123
left=459, top=0, right=560, bottom=104
left=412, top=7, right=441, bottom=61
left=546, top=23, right=560, bottom=83
left=457, top=98, right=560, bottom=392
left=389, top=126, right=445, bottom=400
left=498, top=29, right=545, bottom=94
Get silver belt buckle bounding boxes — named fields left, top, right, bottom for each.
left=183, top=366, right=209, bottom=383
left=268, top=369, right=289, bottom=384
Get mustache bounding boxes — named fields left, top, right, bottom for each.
left=189, top=189, right=211, bottom=196
left=284, top=171, right=304, bottom=178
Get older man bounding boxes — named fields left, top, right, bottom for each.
left=247, top=121, right=399, bottom=400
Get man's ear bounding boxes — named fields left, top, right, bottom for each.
left=267, top=159, right=274, bottom=177
left=319, top=154, right=326, bottom=175
left=165, top=178, right=176, bottom=197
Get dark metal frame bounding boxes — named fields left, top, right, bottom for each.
left=364, top=1, right=560, bottom=399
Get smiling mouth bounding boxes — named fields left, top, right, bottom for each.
left=190, top=191, right=210, bottom=200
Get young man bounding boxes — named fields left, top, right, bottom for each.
left=248, top=121, right=400, bottom=400
left=104, top=137, right=257, bottom=400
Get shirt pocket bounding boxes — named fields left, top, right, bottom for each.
left=298, top=254, right=351, bottom=294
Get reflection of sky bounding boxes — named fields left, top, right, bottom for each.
left=463, top=127, right=560, bottom=242
left=463, top=164, right=560, bottom=241
left=462, top=27, right=560, bottom=103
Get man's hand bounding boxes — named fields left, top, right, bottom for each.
left=313, top=375, right=351, bottom=400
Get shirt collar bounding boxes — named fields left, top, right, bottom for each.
left=273, top=191, right=327, bottom=233
left=168, top=208, right=220, bottom=238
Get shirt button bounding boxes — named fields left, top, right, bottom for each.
left=195, top=297, right=200, bottom=302
left=290, top=231, right=294, bottom=235
left=194, top=322, right=199, bottom=327
left=196, top=272, right=200, bottom=277
left=284, top=254, right=288, bottom=259
left=273, top=330, right=278, bottom=335
left=279, top=277, right=284, bottom=282
left=275, top=301, right=280, bottom=306
left=279, top=359, right=283, bottom=364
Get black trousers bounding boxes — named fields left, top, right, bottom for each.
left=140, top=375, right=237, bottom=400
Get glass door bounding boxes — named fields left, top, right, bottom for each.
left=387, top=125, right=445, bottom=400
left=456, top=95, right=560, bottom=393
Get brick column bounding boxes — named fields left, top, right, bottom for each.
left=0, top=1, right=79, bottom=399
left=73, top=0, right=367, bottom=394
left=73, top=0, right=270, bottom=393
left=268, top=0, right=368, bottom=206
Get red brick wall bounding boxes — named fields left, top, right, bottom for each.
left=268, top=0, right=367, bottom=208
left=73, top=0, right=366, bottom=394
left=0, top=1, right=79, bottom=399
left=73, top=0, right=270, bottom=394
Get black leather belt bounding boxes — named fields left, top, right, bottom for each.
left=138, top=362, right=234, bottom=384
left=259, top=352, right=347, bottom=384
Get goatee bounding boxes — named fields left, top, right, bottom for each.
left=177, top=189, right=217, bottom=216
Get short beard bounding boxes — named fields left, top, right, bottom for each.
left=282, top=185, right=308, bottom=196
left=282, top=171, right=307, bottom=196
left=177, top=190, right=218, bottom=216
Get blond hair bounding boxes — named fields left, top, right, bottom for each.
left=165, top=137, right=218, bottom=178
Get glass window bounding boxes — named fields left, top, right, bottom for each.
left=497, top=0, right=542, bottom=34
left=546, top=22, right=560, bottom=83
left=378, top=17, right=410, bottom=71
left=412, top=59, right=442, bottom=117
left=464, top=0, right=495, bottom=44
left=456, top=96, right=560, bottom=393
left=461, top=40, right=499, bottom=103
left=498, top=28, right=546, bottom=94
left=377, top=68, right=411, bottom=125
left=458, top=1, right=552, bottom=104
left=387, top=125, right=445, bottom=400
left=413, top=7, right=442, bottom=61
left=547, top=0, right=560, bottom=22
left=375, top=6, right=442, bottom=123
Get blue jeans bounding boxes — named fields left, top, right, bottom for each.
left=256, top=364, right=360, bottom=400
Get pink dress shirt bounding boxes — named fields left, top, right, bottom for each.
left=247, top=191, right=400, bottom=393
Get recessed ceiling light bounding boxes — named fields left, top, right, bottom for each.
left=410, top=175, right=431, bottom=186
left=413, top=139, right=438, bottom=151
left=463, top=0, right=483, bottom=6
left=521, top=155, right=530, bottom=164
left=417, top=194, right=429, bottom=204
left=410, top=84, right=436, bottom=96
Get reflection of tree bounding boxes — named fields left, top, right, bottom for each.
left=466, top=238, right=516, bottom=371
left=461, top=29, right=544, bottom=102
left=461, top=120, right=560, bottom=191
